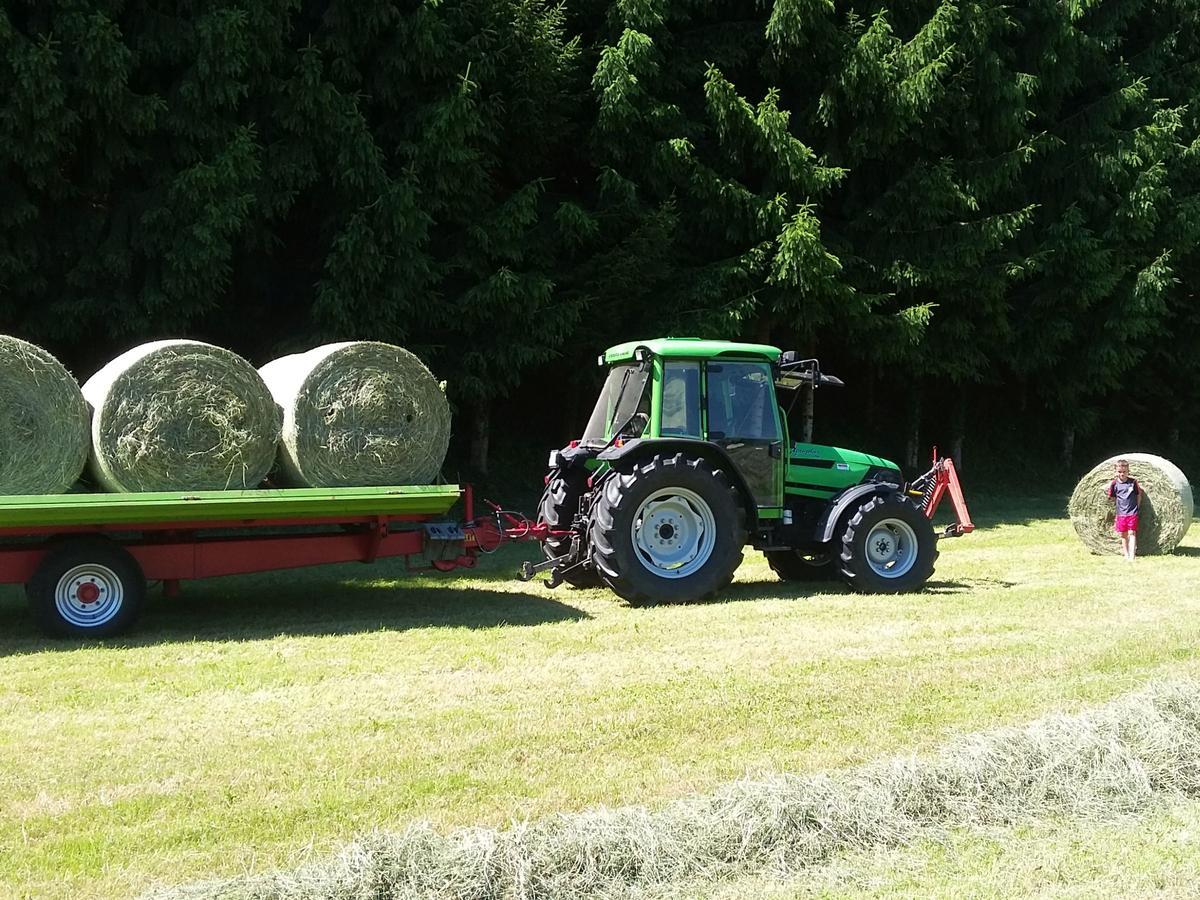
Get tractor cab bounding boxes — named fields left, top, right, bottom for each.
left=530, top=338, right=972, bottom=601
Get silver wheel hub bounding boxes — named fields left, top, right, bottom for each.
left=55, top=563, right=124, bottom=629
left=631, top=487, right=717, bottom=579
left=864, top=518, right=919, bottom=579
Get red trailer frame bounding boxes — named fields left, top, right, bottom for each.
left=0, top=486, right=516, bottom=637
left=0, top=487, right=484, bottom=591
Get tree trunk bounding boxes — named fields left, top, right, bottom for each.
left=1060, top=425, right=1075, bottom=472
left=904, top=388, right=922, bottom=472
left=564, top=377, right=583, bottom=443
left=751, top=312, right=772, bottom=345
left=801, top=387, right=815, bottom=443
left=470, top=402, right=490, bottom=477
left=950, top=388, right=966, bottom=473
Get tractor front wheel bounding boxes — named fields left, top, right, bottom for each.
left=589, top=453, right=745, bottom=604
left=838, top=492, right=937, bottom=593
left=765, top=550, right=834, bottom=582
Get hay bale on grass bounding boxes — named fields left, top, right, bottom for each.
left=1068, top=453, right=1193, bottom=555
left=82, top=340, right=282, bottom=493
left=259, top=342, right=450, bottom=488
left=0, top=336, right=89, bottom=494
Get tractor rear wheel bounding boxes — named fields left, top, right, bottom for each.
left=838, top=492, right=937, bottom=592
left=537, top=470, right=599, bottom=587
left=589, top=453, right=745, bottom=604
left=765, top=550, right=834, bottom=582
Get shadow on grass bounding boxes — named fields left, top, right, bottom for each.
left=0, top=545, right=586, bottom=654
left=936, top=492, right=1069, bottom=529
left=1170, top=546, right=1200, bottom=557
left=714, top=575, right=1012, bottom=604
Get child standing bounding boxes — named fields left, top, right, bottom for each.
left=1107, top=459, right=1141, bottom=561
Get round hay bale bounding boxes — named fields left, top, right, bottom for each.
left=82, top=340, right=282, bottom=493
left=0, top=336, right=90, bottom=494
left=259, top=341, right=451, bottom=487
left=1068, top=453, right=1194, bottom=555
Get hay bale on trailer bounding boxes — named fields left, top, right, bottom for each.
left=1068, top=453, right=1193, bottom=555
left=82, top=340, right=282, bottom=493
left=259, top=342, right=451, bottom=487
left=0, top=336, right=90, bottom=494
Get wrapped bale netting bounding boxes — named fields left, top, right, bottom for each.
left=1068, top=453, right=1193, bottom=555
left=0, top=336, right=90, bottom=494
left=82, top=340, right=282, bottom=493
left=260, top=342, right=451, bottom=488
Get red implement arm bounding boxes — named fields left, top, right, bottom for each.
left=463, top=498, right=572, bottom=552
left=911, top=450, right=975, bottom=538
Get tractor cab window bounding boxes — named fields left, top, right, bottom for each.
left=582, top=363, right=652, bottom=443
left=661, top=361, right=701, bottom=437
left=706, top=362, right=780, bottom=441
left=705, top=360, right=782, bottom=507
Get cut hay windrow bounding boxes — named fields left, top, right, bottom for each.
left=1068, top=453, right=1193, bottom=555
left=0, top=335, right=90, bottom=494
left=82, top=340, right=282, bottom=493
left=146, top=679, right=1200, bottom=900
left=259, top=342, right=450, bottom=488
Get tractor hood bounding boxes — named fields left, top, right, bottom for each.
left=786, top=443, right=902, bottom=498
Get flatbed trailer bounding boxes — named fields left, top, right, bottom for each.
left=0, top=484, right=489, bottom=637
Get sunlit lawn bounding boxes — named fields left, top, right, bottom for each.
left=0, top=494, right=1197, bottom=898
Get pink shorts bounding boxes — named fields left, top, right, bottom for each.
left=1114, top=514, right=1139, bottom=533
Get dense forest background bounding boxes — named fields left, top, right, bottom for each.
left=3, top=0, right=1198, bottom=488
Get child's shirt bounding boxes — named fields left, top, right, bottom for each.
left=1108, top=478, right=1140, bottom=515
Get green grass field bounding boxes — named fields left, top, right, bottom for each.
left=1, top=495, right=1198, bottom=898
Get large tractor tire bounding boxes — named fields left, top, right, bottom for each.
left=838, top=492, right=937, bottom=593
left=589, top=453, right=745, bottom=605
left=765, top=550, right=835, bottom=582
left=537, top=469, right=599, bottom=587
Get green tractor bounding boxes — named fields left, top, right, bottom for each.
left=523, top=338, right=972, bottom=602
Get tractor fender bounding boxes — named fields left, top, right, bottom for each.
left=817, top=481, right=903, bottom=544
left=597, top=438, right=759, bottom=530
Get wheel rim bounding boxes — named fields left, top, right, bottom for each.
left=631, top=487, right=717, bottom=579
left=55, top=563, right=124, bottom=629
left=864, top=518, right=919, bottom=579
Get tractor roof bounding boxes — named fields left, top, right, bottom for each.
left=603, top=338, right=782, bottom=365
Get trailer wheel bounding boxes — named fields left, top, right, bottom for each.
left=537, top=470, right=599, bottom=587
left=27, top=537, right=146, bottom=638
left=838, top=492, right=937, bottom=593
left=765, top=550, right=834, bottom=582
left=589, top=453, right=745, bottom=604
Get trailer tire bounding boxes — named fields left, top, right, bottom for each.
left=589, top=453, right=745, bottom=605
left=537, top=470, right=599, bottom=588
left=27, top=537, right=146, bottom=638
left=838, top=492, right=937, bottom=593
left=765, top=550, right=835, bottom=582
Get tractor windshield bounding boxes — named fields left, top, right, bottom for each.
left=582, top=363, right=651, bottom=443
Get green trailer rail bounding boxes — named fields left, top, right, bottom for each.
left=0, top=484, right=463, bottom=529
